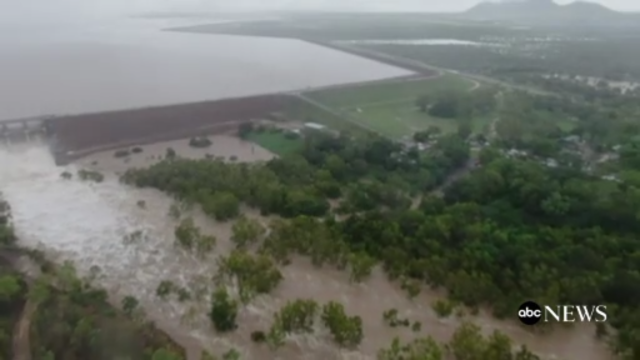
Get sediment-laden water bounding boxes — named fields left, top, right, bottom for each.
left=0, top=140, right=613, bottom=360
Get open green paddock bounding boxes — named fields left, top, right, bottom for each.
left=245, top=130, right=303, bottom=156
left=295, top=74, right=489, bottom=139
left=305, top=74, right=472, bottom=108
left=336, top=97, right=495, bottom=139
left=281, top=96, right=371, bottom=136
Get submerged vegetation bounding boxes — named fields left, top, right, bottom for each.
left=189, top=136, right=213, bottom=148
left=77, top=169, right=104, bottom=183
left=121, top=95, right=640, bottom=359
left=7, top=11, right=640, bottom=360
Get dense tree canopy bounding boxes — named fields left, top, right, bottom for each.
left=119, top=92, right=640, bottom=358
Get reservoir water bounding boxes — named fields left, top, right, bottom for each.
left=0, top=15, right=412, bottom=121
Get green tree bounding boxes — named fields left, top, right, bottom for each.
left=165, top=148, right=177, bottom=160
left=321, top=301, right=363, bottom=347
left=266, top=323, right=285, bottom=350
left=0, top=275, right=21, bottom=302
left=457, top=120, right=473, bottom=140
left=174, top=218, right=198, bottom=249
left=416, top=95, right=430, bottom=112
left=203, top=192, right=240, bottom=221
left=446, top=322, right=487, bottom=359
left=484, top=331, right=514, bottom=360
left=216, top=250, right=283, bottom=303
left=196, top=234, right=217, bottom=255
left=231, top=216, right=265, bottom=249
left=273, top=299, right=319, bottom=334
left=152, top=348, right=183, bottom=360
left=432, top=299, right=455, bottom=318
left=121, top=296, right=139, bottom=317
left=156, top=280, right=176, bottom=299
left=210, top=287, right=238, bottom=333
left=348, top=252, right=377, bottom=283
left=174, top=218, right=216, bottom=255
left=222, top=349, right=240, bottom=360
left=168, top=203, right=181, bottom=220
left=378, top=336, right=444, bottom=360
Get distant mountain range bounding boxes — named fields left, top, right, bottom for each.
left=463, top=0, right=640, bottom=26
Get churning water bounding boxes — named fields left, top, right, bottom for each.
left=0, top=143, right=165, bottom=291
left=0, top=141, right=241, bottom=357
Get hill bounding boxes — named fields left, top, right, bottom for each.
left=463, top=0, right=636, bottom=26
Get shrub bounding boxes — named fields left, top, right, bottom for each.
left=189, top=137, right=212, bottom=148
left=285, top=132, right=300, bottom=140
left=432, top=299, right=455, bottom=318
left=114, top=149, right=130, bottom=158
left=251, top=331, right=267, bottom=343
left=210, top=287, right=238, bottom=332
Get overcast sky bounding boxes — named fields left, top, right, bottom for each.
left=2, top=0, right=639, bottom=18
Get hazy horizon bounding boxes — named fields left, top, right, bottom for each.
left=1, top=0, right=639, bottom=21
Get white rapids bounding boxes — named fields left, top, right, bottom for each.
left=0, top=142, right=226, bottom=357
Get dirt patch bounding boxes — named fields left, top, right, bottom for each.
left=12, top=298, right=37, bottom=360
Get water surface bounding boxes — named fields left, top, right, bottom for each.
left=0, top=16, right=412, bottom=121
left=338, top=38, right=499, bottom=46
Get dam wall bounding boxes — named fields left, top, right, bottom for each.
left=304, top=40, right=439, bottom=77
left=48, top=94, right=289, bottom=164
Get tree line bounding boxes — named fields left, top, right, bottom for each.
left=120, top=125, right=639, bottom=358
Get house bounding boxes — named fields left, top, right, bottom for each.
left=563, top=135, right=580, bottom=143
left=601, top=174, right=620, bottom=182
left=304, top=122, right=326, bottom=130
left=544, top=158, right=559, bottom=168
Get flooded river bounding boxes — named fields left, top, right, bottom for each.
left=0, top=140, right=613, bottom=360
left=0, top=11, right=612, bottom=359
left=0, top=15, right=411, bottom=121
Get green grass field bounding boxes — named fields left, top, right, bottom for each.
left=301, top=74, right=486, bottom=139
left=245, top=131, right=303, bottom=156
left=281, top=99, right=368, bottom=135
left=306, top=74, right=472, bottom=107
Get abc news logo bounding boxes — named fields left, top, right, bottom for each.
left=518, top=301, right=607, bottom=326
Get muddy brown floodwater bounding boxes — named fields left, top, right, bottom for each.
left=1, top=136, right=613, bottom=360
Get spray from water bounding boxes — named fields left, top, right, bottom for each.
left=0, top=143, right=221, bottom=353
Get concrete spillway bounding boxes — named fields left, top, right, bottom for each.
left=42, top=94, right=293, bottom=165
